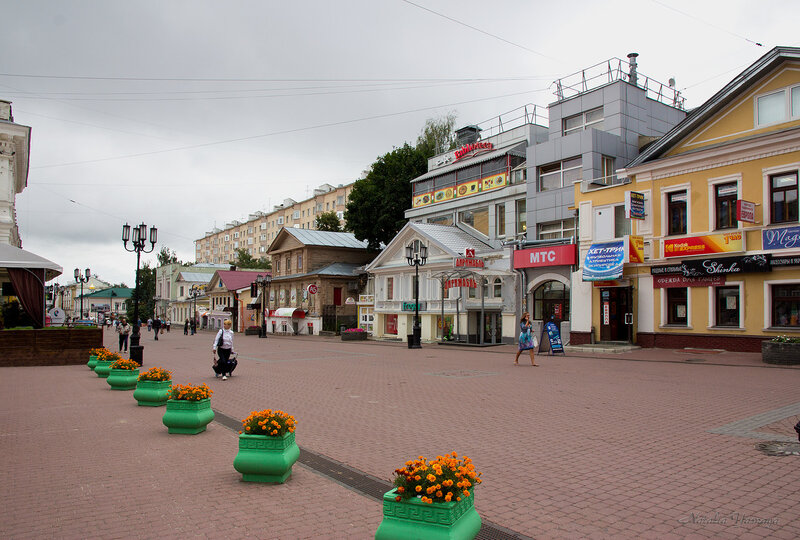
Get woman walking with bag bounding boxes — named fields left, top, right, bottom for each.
left=117, top=318, right=131, bottom=353
left=515, top=312, right=539, bottom=366
left=212, top=319, right=237, bottom=380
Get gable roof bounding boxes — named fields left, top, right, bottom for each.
left=79, top=287, right=133, bottom=299
left=626, top=46, right=800, bottom=168
left=271, top=228, right=370, bottom=251
left=177, top=271, right=214, bottom=283
left=271, top=262, right=363, bottom=282
left=212, top=270, right=270, bottom=292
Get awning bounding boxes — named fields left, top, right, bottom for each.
left=0, top=243, right=62, bottom=281
left=269, top=308, right=306, bottom=319
left=582, top=241, right=625, bottom=281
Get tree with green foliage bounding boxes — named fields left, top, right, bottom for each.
left=157, top=247, right=181, bottom=266
left=231, top=248, right=271, bottom=269
left=315, top=211, right=343, bottom=232
left=344, top=143, right=428, bottom=250
left=416, top=112, right=458, bottom=158
left=126, top=262, right=156, bottom=324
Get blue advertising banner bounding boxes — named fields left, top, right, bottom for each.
left=582, top=241, right=625, bottom=281
left=763, top=225, right=800, bottom=250
left=540, top=321, right=564, bottom=355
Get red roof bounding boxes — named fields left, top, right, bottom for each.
left=215, top=270, right=271, bottom=292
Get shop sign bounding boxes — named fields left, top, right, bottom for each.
left=681, top=254, right=771, bottom=277
left=514, top=244, right=576, bottom=269
left=306, top=284, right=318, bottom=295
left=445, top=278, right=478, bottom=289
left=454, top=249, right=484, bottom=268
left=626, top=191, right=646, bottom=220
left=653, top=275, right=726, bottom=288
left=650, top=264, right=683, bottom=275
left=771, top=255, right=800, bottom=267
left=736, top=200, right=756, bottom=223
left=592, top=280, right=630, bottom=288
left=345, top=297, right=355, bottom=305
left=582, top=241, right=625, bottom=281
left=628, top=235, right=644, bottom=263
left=454, top=141, right=493, bottom=161
left=412, top=171, right=508, bottom=208
left=401, top=302, right=427, bottom=311
left=541, top=321, right=564, bottom=355
left=763, top=225, right=800, bottom=250
left=663, top=231, right=743, bottom=258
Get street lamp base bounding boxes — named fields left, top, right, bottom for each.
left=260, top=324, right=268, bottom=338
left=130, top=345, right=144, bottom=366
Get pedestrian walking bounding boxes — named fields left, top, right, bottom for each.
left=184, top=318, right=189, bottom=335
left=166, top=319, right=171, bottom=333
left=147, top=318, right=152, bottom=332
left=190, top=318, right=196, bottom=335
left=152, top=317, right=161, bottom=340
left=515, top=312, right=539, bottom=366
left=117, top=318, right=131, bottom=353
left=212, top=319, right=237, bottom=380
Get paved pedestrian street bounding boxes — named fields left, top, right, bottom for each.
left=2, top=330, right=800, bottom=539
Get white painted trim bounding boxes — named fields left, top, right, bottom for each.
left=763, top=278, right=800, bottom=329
left=659, top=286, right=691, bottom=329
left=706, top=173, right=742, bottom=232
left=660, top=183, right=691, bottom=239
left=707, top=280, right=744, bottom=330
left=762, top=163, right=800, bottom=226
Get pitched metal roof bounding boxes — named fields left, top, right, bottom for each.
left=214, top=270, right=270, bottom=291
left=177, top=272, right=214, bottom=283
left=282, top=228, right=370, bottom=249
left=410, top=222, right=493, bottom=255
left=626, top=46, right=800, bottom=168
left=411, top=142, right=527, bottom=183
left=79, top=287, right=133, bottom=299
left=270, top=262, right=363, bottom=281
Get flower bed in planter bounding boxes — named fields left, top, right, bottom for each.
left=162, top=384, right=214, bottom=434
left=233, top=409, right=299, bottom=483
left=763, top=336, right=800, bottom=365
left=134, top=367, right=172, bottom=406
left=106, top=358, right=141, bottom=390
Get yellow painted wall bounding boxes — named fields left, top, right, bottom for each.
left=666, top=63, right=800, bottom=156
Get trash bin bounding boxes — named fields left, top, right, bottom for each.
left=307, top=322, right=313, bottom=335
left=407, top=334, right=414, bottom=348
left=340, top=325, right=346, bottom=335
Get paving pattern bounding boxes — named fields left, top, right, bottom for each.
left=2, top=329, right=799, bottom=539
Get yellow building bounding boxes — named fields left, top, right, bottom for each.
left=573, top=46, right=800, bottom=351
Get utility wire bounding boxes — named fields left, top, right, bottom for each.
left=649, top=0, right=763, bottom=47
left=31, top=86, right=549, bottom=170
left=398, top=0, right=556, bottom=61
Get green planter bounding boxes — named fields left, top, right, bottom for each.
left=162, top=398, right=215, bottom=434
left=375, top=488, right=481, bottom=540
left=94, top=360, right=114, bottom=378
left=87, top=354, right=98, bottom=371
left=106, top=368, right=140, bottom=390
left=133, top=379, right=171, bottom=407
left=233, top=432, right=300, bottom=483
left=762, top=341, right=800, bottom=365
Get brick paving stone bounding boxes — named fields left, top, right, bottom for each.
left=2, top=332, right=800, bottom=538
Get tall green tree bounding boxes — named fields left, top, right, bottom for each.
left=126, top=262, right=156, bottom=323
left=157, top=247, right=181, bottom=266
left=344, top=143, right=428, bottom=250
left=416, top=112, right=458, bottom=158
left=315, top=211, right=343, bottom=232
left=231, top=248, right=271, bottom=269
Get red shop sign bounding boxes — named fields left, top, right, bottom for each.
left=513, top=245, right=576, bottom=269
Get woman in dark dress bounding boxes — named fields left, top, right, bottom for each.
left=514, top=312, right=538, bottom=366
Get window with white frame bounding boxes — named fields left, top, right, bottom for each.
left=247, top=238, right=253, bottom=245
left=563, top=107, right=604, bottom=135
left=712, top=284, right=741, bottom=327
left=756, top=85, right=800, bottom=126
left=769, top=282, right=800, bottom=328
left=770, top=172, right=798, bottom=224
left=224, top=235, right=230, bottom=241
left=538, top=218, right=576, bottom=240
left=337, top=196, right=344, bottom=206
left=516, top=199, right=527, bottom=235
left=260, top=222, right=267, bottom=230
left=665, top=288, right=688, bottom=326
left=458, top=206, right=489, bottom=236
left=664, top=188, right=689, bottom=236
left=492, top=278, right=502, bottom=298
left=539, top=157, right=582, bottom=191
left=715, top=182, right=739, bottom=230
left=386, top=277, right=394, bottom=300
left=496, top=203, right=506, bottom=237
left=234, top=232, right=239, bottom=238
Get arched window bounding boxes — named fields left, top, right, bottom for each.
left=533, top=281, right=570, bottom=321
left=493, top=278, right=502, bottom=298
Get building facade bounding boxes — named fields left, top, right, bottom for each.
left=0, top=100, right=29, bottom=248
left=572, top=46, right=800, bottom=351
left=194, top=183, right=353, bottom=265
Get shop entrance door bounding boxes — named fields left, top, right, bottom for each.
left=482, top=312, right=502, bottom=344
left=599, top=287, right=632, bottom=342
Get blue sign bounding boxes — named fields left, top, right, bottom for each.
left=582, top=241, right=625, bottom=281
left=542, top=321, right=564, bottom=355
left=763, top=225, right=800, bottom=250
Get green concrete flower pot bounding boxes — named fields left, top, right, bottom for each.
left=762, top=341, right=800, bottom=365
left=341, top=331, right=368, bottom=341
left=133, top=379, right=171, bottom=406
left=87, top=354, right=98, bottom=371
left=375, top=488, right=481, bottom=540
left=94, top=360, right=114, bottom=378
left=233, top=432, right=300, bottom=483
left=106, top=368, right=140, bottom=390
left=162, top=398, right=215, bottom=434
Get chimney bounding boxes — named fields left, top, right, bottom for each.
left=0, top=100, right=12, bottom=122
left=627, top=53, right=639, bottom=87
left=455, top=125, right=481, bottom=147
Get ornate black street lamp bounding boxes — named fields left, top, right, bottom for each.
left=122, top=222, right=157, bottom=365
left=188, top=284, right=201, bottom=335
left=255, top=274, right=272, bottom=338
left=405, top=242, right=428, bottom=349
left=74, top=268, right=90, bottom=319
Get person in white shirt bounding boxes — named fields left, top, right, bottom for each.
left=212, top=319, right=236, bottom=380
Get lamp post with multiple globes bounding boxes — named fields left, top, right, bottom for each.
left=405, top=242, right=428, bottom=349
left=122, top=222, right=157, bottom=366
left=255, top=274, right=272, bottom=338
left=74, top=268, right=90, bottom=319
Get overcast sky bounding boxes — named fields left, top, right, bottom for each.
left=3, top=0, right=798, bottom=286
